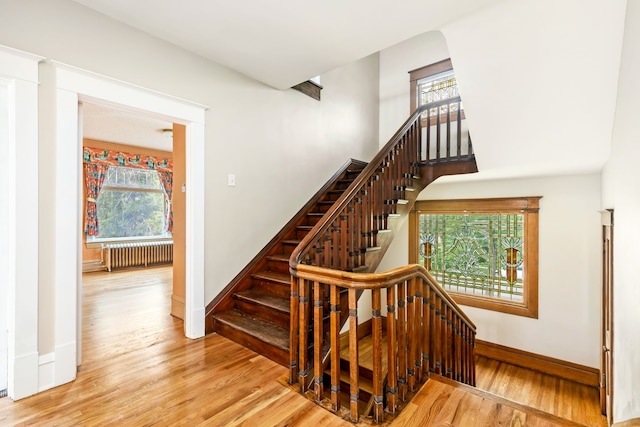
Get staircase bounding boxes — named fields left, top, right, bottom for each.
left=206, top=97, right=478, bottom=423
left=205, top=159, right=368, bottom=366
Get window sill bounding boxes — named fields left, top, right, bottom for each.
left=85, top=235, right=172, bottom=249
left=451, top=292, right=538, bottom=319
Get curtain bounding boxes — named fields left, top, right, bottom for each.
left=83, top=147, right=173, bottom=171
left=83, top=146, right=173, bottom=235
left=157, top=170, right=173, bottom=233
left=83, top=163, right=108, bottom=236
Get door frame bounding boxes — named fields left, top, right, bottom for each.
left=600, top=209, right=613, bottom=424
left=0, top=45, right=41, bottom=400
left=48, top=60, right=207, bottom=387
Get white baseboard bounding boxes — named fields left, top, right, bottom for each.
left=54, top=342, right=77, bottom=387
left=11, top=351, right=38, bottom=400
left=38, top=352, right=55, bottom=392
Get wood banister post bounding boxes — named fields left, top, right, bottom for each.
left=313, top=281, right=324, bottom=402
left=433, top=296, right=442, bottom=375
left=329, top=285, right=340, bottom=411
left=422, top=280, right=431, bottom=375
left=397, top=280, right=407, bottom=401
left=407, top=277, right=417, bottom=392
left=340, top=213, right=348, bottom=270
left=348, top=288, right=359, bottom=423
left=414, top=278, right=423, bottom=384
left=298, top=278, right=310, bottom=392
left=386, top=285, right=398, bottom=413
left=456, top=100, right=462, bottom=160
left=371, top=289, right=384, bottom=423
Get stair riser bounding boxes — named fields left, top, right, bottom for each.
left=252, top=279, right=291, bottom=300
left=266, top=258, right=290, bottom=274
left=282, top=243, right=299, bottom=256
left=296, top=229, right=310, bottom=240
left=315, top=203, right=332, bottom=213
left=337, top=381, right=373, bottom=404
left=333, top=180, right=355, bottom=191
left=233, top=298, right=290, bottom=330
left=324, top=193, right=343, bottom=202
left=339, top=358, right=376, bottom=381
left=321, top=374, right=374, bottom=410
left=306, top=215, right=323, bottom=226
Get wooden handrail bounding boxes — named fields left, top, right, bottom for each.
left=289, top=97, right=471, bottom=274
left=295, top=263, right=475, bottom=329
left=294, top=263, right=477, bottom=423
left=288, top=97, right=476, bottom=423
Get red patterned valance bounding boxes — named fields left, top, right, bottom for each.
left=82, top=146, right=172, bottom=171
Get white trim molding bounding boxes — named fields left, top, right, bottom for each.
left=45, top=60, right=208, bottom=392
left=37, top=352, right=55, bottom=393
left=0, top=44, right=43, bottom=400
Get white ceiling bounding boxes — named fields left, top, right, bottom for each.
left=82, top=102, right=173, bottom=152
left=71, top=0, right=507, bottom=90
left=75, top=0, right=628, bottom=183
left=75, top=0, right=506, bottom=150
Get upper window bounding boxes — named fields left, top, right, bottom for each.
left=409, top=197, right=541, bottom=318
left=409, top=59, right=464, bottom=123
left=95, top=166, right=168, bottom=239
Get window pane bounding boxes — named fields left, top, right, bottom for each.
left=104, top=166, right=161, bottom=189
left=417, top=69, right=460, bottom=117
left=419, top=213, right=524, bottom=301
left=96, top=189, right=165, bottom=238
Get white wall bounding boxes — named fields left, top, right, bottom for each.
left=381, top=174, right=602, bottom=368
left=439, top=0, right=626, bottom=180
left=378, top=31, right=450, bottom=146
left=601, top=0, right=640, bottom=422
left=0, top=0, right=380, bottom=384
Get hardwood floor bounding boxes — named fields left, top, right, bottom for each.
left=0, top=267, right=606, bottom=426
left=475, top=356, right=606, bottom=427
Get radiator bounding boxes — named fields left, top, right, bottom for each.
left=101, top=241, right=173, bottom=272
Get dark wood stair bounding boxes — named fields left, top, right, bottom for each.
left=206, top=159, right=369, bottom=366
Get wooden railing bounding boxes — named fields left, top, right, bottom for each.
left=289, top=97, right=472, bottom=273
left=288, top=97, right=476, bottom=423
left=293, top=264, right=477, bottom=423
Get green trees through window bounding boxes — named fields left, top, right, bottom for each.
left=419, top=213, right=524, bottom=301
left=96, top=166, right=167, bottom=238
left=409, top=197, right=540, bottom=318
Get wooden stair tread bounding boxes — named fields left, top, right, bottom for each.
left=340, top=333, right=389, bottom=374
left=326, top=368, right=376, bottom=395
left=234, top=289, right=289, bottom=314
left=212, top=310, right=289, bottom=352
left=251, top=270, right=291, bottom=285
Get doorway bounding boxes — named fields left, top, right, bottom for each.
left=79, top=103, right=184, bottom=365
left=47, top=62, right=207, bottom=390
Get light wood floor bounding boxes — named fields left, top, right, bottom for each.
left=0, top=267, right=606, bottom=426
